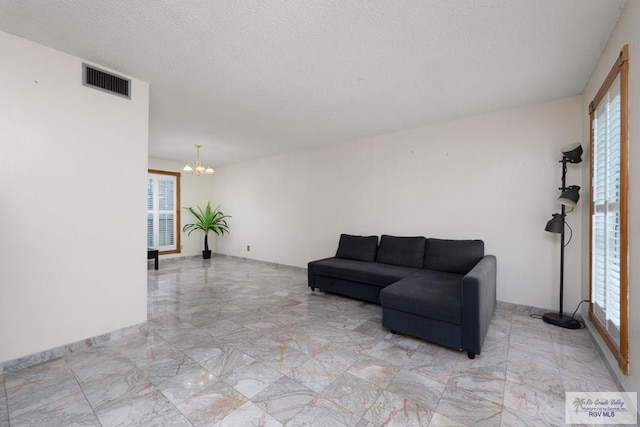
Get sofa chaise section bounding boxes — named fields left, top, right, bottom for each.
left=380, top=238, right=496, bottom=358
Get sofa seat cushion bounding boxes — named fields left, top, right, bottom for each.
left=311, top=258, right=418, bottom=287
left=380, top=269, right=464, bottom=325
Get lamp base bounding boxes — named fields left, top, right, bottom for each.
left=542, top=312, right=581, bottom=329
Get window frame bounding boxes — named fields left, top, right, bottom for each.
left=588, top=44, right=629, bottom=375
left=147, top=169, right=181, bottom=255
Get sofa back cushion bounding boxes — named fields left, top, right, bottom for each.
left=376, top=235, right=427, bottom=268
left=335, top=234, right=379, bottom=262
left=424, top=238, right=484, bottom=274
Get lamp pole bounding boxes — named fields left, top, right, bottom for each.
left=558, top=158, right=567, bottom=319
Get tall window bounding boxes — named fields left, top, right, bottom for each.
left=589, top=45, right=629, bottom=375
left=147, top=169, right=181, bottom=254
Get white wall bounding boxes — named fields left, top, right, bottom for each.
left=0, top=31, right=149, bottom=363
left=581, top=0, right=639, bottom=394
left=147, top=157, right=216, bottom=258
left=213, top=96, right=583, bottom=311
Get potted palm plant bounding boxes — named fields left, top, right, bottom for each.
left=183, top=202, right=231, bottom=259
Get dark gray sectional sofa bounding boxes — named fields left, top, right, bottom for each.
left=307, top=234, right=497, bottom=358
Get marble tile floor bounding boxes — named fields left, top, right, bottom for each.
left=0, top=256, right=622, bottom=426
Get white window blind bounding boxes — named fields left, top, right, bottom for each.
left=591, top=74, right=621, bottom=345
left=147, top=172, right=178, bottom=251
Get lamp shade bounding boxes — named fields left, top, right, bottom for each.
left=545, top=213, right=564, bottom=234
left=561, top=143, right=583, bottom=163
left=558, top=185, right=580, bottom=206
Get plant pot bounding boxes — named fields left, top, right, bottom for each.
left=202, top=250, right=212, bottom=259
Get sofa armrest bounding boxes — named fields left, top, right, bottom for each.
left=308, top=257, right=336, bottom=288
left=461, top=255, right=497, bottom=356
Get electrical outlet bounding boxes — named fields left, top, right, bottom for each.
left=247, top=245, right=250, bottom=251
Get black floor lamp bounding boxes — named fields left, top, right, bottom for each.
left=543, top=143, right=583, bottom=329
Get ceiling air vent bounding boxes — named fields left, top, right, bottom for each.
left=82, top=63, right=131, bottom=99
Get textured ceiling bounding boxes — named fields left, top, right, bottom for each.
left=0, top=0, right=627, bottom=166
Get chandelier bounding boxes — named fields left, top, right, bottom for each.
left=183, top=144, right=214, bottom=175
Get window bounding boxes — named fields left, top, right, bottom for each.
left=147, top=169, right=181, bottom=254
left=589, top=45, right=629, bottom=375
